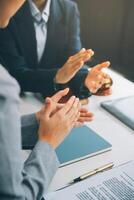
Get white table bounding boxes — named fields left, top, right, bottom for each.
left=20, top=69, right=134, bottom=191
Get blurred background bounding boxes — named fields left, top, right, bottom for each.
left=73, top=0, right=134, bottom=82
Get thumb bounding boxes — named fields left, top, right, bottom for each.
left=93, top=61, right=110, bottom=71
left=44, top=97, right=53, bottom=118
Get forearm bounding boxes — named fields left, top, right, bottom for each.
left=22, top=141, right=59, bottom=199
left=0, top=66, right=59, bottom=199
left=0, top=66, right=24, bottom=199
left=1, top=53, right=58, bottom=95
left=13, top=68, right=58, bottom=95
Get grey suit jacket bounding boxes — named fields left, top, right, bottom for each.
left=0, top=65, right=59, bottom=200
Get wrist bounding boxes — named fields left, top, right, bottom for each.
left=54, top=74, right=58, bottom=84
left=39, top=134, right=57, bottom=149
left=84, top=76, right=90, bottom=89
left=84, top=75, right=94, bottom=93
left=53, top=79, right=67, bottom=92
left=55, top=69, right=62, bottom=83
left=55, top=69, right=68, bottom=84
left=35, top=111, right=41, bottom=123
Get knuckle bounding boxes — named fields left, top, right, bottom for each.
left=71, top=106, right=76, bottom=113
left=97, top=74, right=102, bottom=79
left=67, top=100, right=72, bottom=107
left=57, top=112, right=62, bottom=119
left=68, top=56, right=73, bottom=62
left=65, top=120, right=71, bottom=128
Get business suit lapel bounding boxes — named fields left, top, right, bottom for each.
left=40, top=0, right=64, bottom=68
left=12, top=2, right=38, bottom=68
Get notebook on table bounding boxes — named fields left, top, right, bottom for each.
left=56, top=125, right=112, bottom=167
left=101, top=95, right=134, bottom=130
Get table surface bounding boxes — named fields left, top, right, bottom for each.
left=20, top=69, right=134, bottom=191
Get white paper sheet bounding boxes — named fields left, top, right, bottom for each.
left=45, top=161, right=134, bottom=200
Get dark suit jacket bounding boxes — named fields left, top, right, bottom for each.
left=0, top=0, right=90, bottom=98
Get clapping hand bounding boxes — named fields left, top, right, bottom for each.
left=36, top=89, right=94, bottom=148
left=85, top=61, right=111, bottom=94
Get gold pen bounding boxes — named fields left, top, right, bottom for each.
left=56, top=162, right=114, bottom=191
left=69, top=162, right=114, bottom=184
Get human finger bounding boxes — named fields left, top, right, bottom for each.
left=100, top=88, right=112, bottom=96
left=74, top=122, right=83, bottom=128
left=93, top=61, right=110, bottom=71
left=70, top=60, right=84, bottom=73
left=68, top=48, right=86, bottom=61
left=71, top=48, right=93, bottom=57
left=67, top=98, right=80, bottom=120
left=43, top=98, right=53, bottom=119
left=79, top=111, right=94, bottom=118
left=94, top=74, right=105, bottom=85
left=69, top=50, right=94, bottom=65
left=90, top=81, right=102, bottom=93
left=51, top=88, right=69, bottom=102
left=78, top=116, right=93, bottom=123
left=79, top=107, right=92, bottom=113
left=59, top=96, right=76, bottom=114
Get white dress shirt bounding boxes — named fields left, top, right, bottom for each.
left=28, top=0, right=51, bottom=63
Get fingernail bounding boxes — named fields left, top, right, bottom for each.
left=105, top=61, right=110, bottom=65
left=65, top=88, right=69, bottom=92
left=80, top=48, right=86, bottom=52
left=71, top=96, right=76, bottom=100
left=91, top=51, right=94, bottom=56
left=45, top=98, right=50, bottom=104
left=88, top=49, right=94, bottom=56
left=90, top=50, right=94, bottom=55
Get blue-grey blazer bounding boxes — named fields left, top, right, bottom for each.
left=0, top=64, right=59, bottom=200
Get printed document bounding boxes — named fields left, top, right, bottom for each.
left=45, top=161, right=134, bottom=200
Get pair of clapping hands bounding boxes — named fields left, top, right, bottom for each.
left=55, top=48, right=112, bottom=96
left=36, top=48, right=112, bottom=149
left=36, top=88, right=93, bottom=149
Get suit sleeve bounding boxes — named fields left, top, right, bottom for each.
left=0, top=65, right=59, bottom=200
left=4, top=54, right=58, bottom=96
left=21, top=114, right=39, bottom=149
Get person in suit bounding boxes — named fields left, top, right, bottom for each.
left=0, top=0, right=112, bottom=100
left=0, top=0, right=93, bottom=199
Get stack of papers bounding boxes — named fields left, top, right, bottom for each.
left=45, top=161, right=134, bottom=200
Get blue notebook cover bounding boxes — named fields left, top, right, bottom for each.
left=56, top=125, right=112, bottom=166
